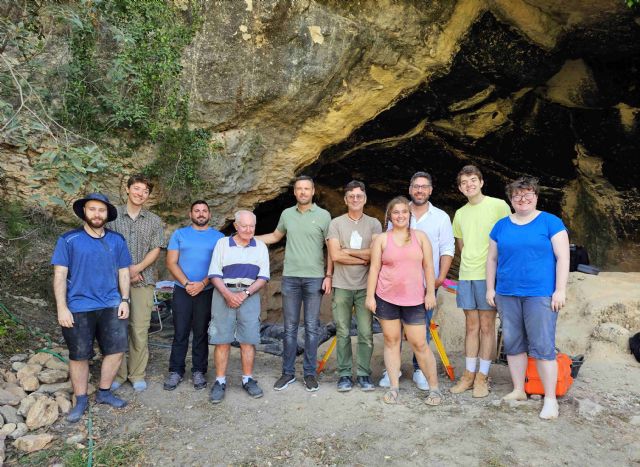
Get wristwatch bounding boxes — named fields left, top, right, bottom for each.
left=244, top=290, right=251, bottom=297
left=121, top=297, right=131, bottom=304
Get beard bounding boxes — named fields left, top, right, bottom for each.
left=86, top=217, right=107, bottom=228
left=192, top=216, right=209, bottom=227
left=410, top=197, right=428, bottom=206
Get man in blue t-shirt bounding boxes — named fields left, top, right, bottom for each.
left=164, top=200, right=224, bottom=391
left=51, top=193, right=132, bottom=423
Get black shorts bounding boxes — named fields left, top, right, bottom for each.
left=62, top=307, right=128, bottom=361
left=374, top=295, right=426, bottom=325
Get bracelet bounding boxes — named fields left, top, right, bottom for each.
left=201, top=280, right=206, bottom=287
left=325, top=274, right=333, bottom=278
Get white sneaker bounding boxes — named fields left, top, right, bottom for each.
left=378, top=370, right=402, bottom=388
left=412, top=369, right=429, bottom=391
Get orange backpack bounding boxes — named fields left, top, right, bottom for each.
left=524, top=353, right=574, bottom=396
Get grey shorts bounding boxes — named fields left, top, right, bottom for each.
left=456, top=280, right=496, bottom=311
left=209, top=288, right=261, bottom=345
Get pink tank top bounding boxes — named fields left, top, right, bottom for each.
left=376, top=230, right=425, bottom=306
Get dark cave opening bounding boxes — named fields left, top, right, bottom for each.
left=254, top=12, right=640, bottom=268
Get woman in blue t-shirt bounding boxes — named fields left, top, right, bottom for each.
left=485, top=177, right=570, bottom=420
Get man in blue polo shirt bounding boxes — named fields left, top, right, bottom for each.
left=51, top=193, right=132, bottom=423
left=207, top=210, right=270, bottom=403
left=164, top=200, right=224, bottom=391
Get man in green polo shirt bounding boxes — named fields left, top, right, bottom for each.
left=257, top=176, right=332, bottom=392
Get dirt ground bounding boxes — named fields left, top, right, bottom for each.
left=3, top=272, right=640, bottom=466
left=79, top=333, right=640, bottom=467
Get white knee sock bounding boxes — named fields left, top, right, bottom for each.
left=465, top=357, right=478, bottom=373
left=478, top=358, right=492, bottom=375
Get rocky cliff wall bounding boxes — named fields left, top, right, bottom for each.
left=1, top=0, right=638, bottom=268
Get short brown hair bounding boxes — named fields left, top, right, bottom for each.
left=505, top=176, right=539, bottom=199
left=344, top=180, right=366, bottom=194
left=294, top=175, right=314, bottom=187
left=456, top=165, right=483, bottom=186
left=410, top=171, right=433, bottom=186
left=127, top=173, right=154, bottom=193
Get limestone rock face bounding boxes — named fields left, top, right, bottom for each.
left=0, top=0, right=638, bottom=267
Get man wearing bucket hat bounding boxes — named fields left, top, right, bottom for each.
left=51, top=193, right=133, bottom=423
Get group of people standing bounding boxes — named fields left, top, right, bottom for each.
left=52, top=164, right=569, bottom=423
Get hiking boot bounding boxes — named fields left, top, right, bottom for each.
left=356, top=376, right=375, bottom=392
left=304, top=375, right=319, bottom=392
left=66, top=395, right=88, bottom=423
left=472, top=372, right=489, bottom=398
left=273, top=374, right=296, bottom=391
left=242, top=378, right=264, bottom=399
left=96, top=390, right=127, bottom=408
left=412, top=369, right=429, bottom=391
left=378, top=370, right=402, bottom=388
left=163, top=372, right=183, bottom=391
left=192, top=371, right=207, bottom=390
left=337, top=376, right=353, bottom=392
left=209, top=381, right=226, bottom=404
left=450, top=370, right=475, bottom=394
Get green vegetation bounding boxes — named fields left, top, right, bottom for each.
left=0, top=0, right=208, bottom=204
left=0, top=312, right=30, bottom=355
left=16, top=436, right=143, bottom=466
left=625, top=0, right=639, bottom=7
left=145, top=126, right=220, bottom=205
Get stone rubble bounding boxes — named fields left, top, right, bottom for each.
left=0, top=349, right=81, bottom=455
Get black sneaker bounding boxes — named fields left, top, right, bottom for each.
left=163, top=372, right=183, bottom=391
left=192, top=371, right=207, bottom=390
left=304, top=375, right=319, bottom=392
left=242, top=378, right=264, bottom=399
left=209, top=381, right=226, bottom=404
left=337, top=376, right=353, bottom=392
left=356, top=375, right=375, bottom=392
left=273, top=374, right=296, bottom=391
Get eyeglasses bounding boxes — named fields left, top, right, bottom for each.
left=512, top=192, right=536, bottom=202
left=346, top=194, right=365, bottom=200
left=411, top=184, right=432, bottom=190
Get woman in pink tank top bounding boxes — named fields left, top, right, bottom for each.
left=366, top=196, right=441, bottom=405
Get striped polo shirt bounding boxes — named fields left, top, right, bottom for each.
left=207, top=236, right=270, bottom=286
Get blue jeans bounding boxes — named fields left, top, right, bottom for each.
left=281, top=276, right=324, bottom=376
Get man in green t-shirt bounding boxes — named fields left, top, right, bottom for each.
left=326, top=180, right=382, bottom=392
left=257, top=176, right=332, bottom=392
left=451, top=165, right=511, bottom=398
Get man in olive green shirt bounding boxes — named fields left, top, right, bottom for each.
left=257, top=176, right=332, bottom=392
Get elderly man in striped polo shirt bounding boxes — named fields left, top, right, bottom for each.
left=206, top=210, right=270, bottom=404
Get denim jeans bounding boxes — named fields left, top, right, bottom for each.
left=168, top=286, right=213, bottom=376
left=281, top=276, right=324, bottom=376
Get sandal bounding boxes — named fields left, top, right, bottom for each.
left=383, top=387, right=399, bottom=405
left=425, top=388, right=443, bottom=406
